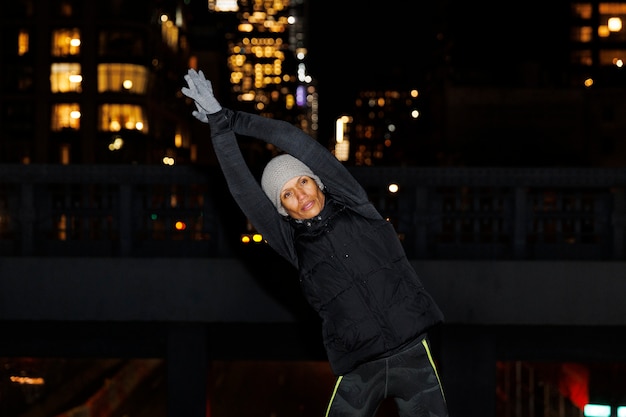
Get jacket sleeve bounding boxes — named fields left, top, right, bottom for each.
left=206, top=108, right=298, bottom=266
left=227, top=110, right=381, bottom=219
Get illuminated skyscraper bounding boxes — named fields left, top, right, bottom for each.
left=207, top=0, right=318, bottom=140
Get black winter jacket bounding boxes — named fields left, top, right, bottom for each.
left=207, top=108, right=444, bottom=375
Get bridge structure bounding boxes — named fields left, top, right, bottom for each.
left=1, top=164, right=626, bottom=417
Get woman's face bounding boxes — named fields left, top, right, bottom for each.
left=279, top=175, right=326, bottom=220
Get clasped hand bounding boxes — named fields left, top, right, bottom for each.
left=181, top=68, right=222, bottom=123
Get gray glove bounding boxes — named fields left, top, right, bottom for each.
left=181, top=69, right=222, bottom=123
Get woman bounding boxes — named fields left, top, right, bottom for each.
left=182, top=68, right=449, bottom=417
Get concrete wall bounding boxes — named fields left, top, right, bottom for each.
left=1, top=257, right=625, bottom=326
left=3, top=257, right=625, bottom=417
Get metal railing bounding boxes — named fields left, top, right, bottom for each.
left=1, top=164, right=625, bottom=260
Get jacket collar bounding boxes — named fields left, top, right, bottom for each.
left=289, top=197, right=344, bottom=230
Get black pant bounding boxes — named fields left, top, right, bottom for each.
left=325, top=336, right=448, bottom=417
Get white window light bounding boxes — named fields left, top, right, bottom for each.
left=584, top=404, right=611, bottom=417
left=608, top=17, right=622, bottom=32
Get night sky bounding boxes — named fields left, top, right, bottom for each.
left=305, top=1, right=569, bottom=143
left=307, top=2, right=447, bottom=125
left=184, top=0, right=448, bottom=138
left=185, top=0, right=570, bottom=149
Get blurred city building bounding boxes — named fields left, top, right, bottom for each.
left=0, top=0, right=317, bottom=166
left=0, top=0, right=197, bottom=165
left=326, top=1, right=626, bottom=167
left=2, top=1, right=626, bottom=167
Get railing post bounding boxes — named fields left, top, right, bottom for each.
left=513, top=186, right=527, bottom=260
left=612, top=187, right=625, bottom=260
left=119, top=184, right=132, bottom=256
left=19, top=183, right=35, bottom=256
left=414, top=186, right=429, bottom=258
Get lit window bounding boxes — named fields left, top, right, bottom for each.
left=584, top=404, right=611, bottom=417
left=572, top=3, right=593, bottom=19
left=599, top=3, right=626, bottom=41
left=599, top=3, right=626, bottom=16
left=608, top=17, right=623, bottom=32
left=50, top=63, right=82, bottom=93
left=571, top=26, right=593, bottom=43
left=97, top=63, right=148, bottom=93
left=18, top=30, right=29, bottom=55
left=51, top=103, right=81, bottom=131
left=51, top=28, right=81, bottom=56
left=99, top=104, right=147, bottom=133
left=211, top=0, right=239, bottom=12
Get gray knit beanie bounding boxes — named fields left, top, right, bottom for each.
left=261, top=154, right=325, bottom=216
